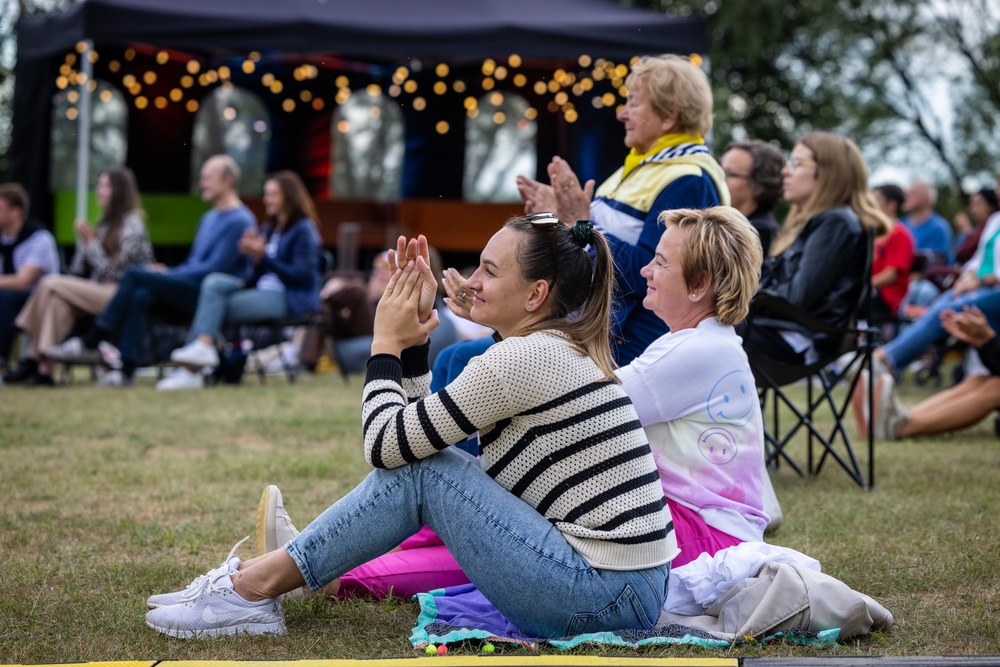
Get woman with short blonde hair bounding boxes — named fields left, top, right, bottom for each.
left=628, top=54, right=714, bottom=138
left=660, top=206, right=761, bottom=326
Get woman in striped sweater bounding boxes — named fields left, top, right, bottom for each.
left=145, top=214, right=676, bottom=639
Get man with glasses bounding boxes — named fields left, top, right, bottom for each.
left=721, top=141, right=785, bottom=256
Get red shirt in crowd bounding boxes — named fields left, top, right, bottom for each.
left=873, top=222, right=915, bottom=315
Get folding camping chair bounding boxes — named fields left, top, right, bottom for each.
left=744, top=230, right=877, bottom=489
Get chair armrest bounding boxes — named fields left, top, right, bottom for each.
left=749, top=291, right=850, bottom=335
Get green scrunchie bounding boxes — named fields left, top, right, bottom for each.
left=571, top=220, right=593, bottom=247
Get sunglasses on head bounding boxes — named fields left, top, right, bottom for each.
left=527, top=212, right=560, bottom=281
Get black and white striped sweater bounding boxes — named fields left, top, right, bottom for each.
left=362, top=331, right=678, bottom=571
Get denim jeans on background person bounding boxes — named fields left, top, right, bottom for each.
left=333, top=336, right=373, bottom=374
left=186, top=272, right=287, bottom=343
left=0, top=290, right=30, bottom=364
left=95, top=268, right=202, bottom=367
left=882, top=285, right=1000, bottom=372
left=285, top=447, right=670, bottom=638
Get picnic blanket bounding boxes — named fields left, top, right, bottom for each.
left=410, top=543, right=893, bottom=652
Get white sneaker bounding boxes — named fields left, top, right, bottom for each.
left=145, top=554, right=285, bottom=638
left=98, top=341, right=123, bottom=370
left=156, top=367, right=204, bottom=391
left=43, top=337, right=102, bottom=364
left=147, top=536, right=249, bottom=609
left=170, top=340, right=220, bottom=368
left=255, top=485, right=300, bottom=556
left=94, top=369, right=132, bottom=388
left=873, top=373, right=908, bottom=441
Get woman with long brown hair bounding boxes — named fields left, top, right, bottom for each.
left=7, top=167, right=153, bottom=385
left=158, top=170, right=321, bottom=390
left=743, top=132, right=890, bottom=364
left=145, top=215, right=675, bottom=639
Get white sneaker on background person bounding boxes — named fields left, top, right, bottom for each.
left=156, top=366, right=204, bottom=391
left=170, top=339, right=220, bottom=368
left=43, top=337, right=102, bottom=364
left=98, top=341, right=124, bottom=370
left=94, top=369, right=132, bottom=388
left=873, top=372, right=909, bottom=440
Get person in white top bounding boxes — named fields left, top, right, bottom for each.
left=615, top=207, right=769, bottom=565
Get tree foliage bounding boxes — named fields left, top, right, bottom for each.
left=0, top=0, right=76, bottom=179
left=630, top=0, right=1000, bottom=197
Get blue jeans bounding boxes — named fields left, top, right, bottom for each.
left=333, top=335, right=373, bottom=375
left=187, top=272, right=287, bottom=343
left=95, top=268, right=202, bottom=367
left=286, top=447, right=669, bottom=638
left=883, top=286, right=1000, bottom=371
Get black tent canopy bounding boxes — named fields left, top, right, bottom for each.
left=17, top=0, right=706, bottom=61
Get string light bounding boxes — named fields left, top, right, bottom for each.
left=51, top=47, right=647, bottom=134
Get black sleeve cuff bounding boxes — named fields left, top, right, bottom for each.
left=977, top=335, right=1000, bottom=376
left=365, top=354, right=403, bottom=385
left=400, top=340, right=431, bottom=377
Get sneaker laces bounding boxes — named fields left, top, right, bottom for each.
left=177, top=536, right=249, bottom=603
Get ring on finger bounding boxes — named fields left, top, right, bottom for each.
left=456, top=293, right=466, bottom=303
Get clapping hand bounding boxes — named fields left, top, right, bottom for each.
left=548, top=156, right=594, bottom=223
left=516, top=174, right=558, bottom=215
left=441, top=267, right=473, bottom=321
left=387, top=234, right=437, bottom=324
left=371, top=257, right=440, bottom=357
left=941, top=305, right=996, bottom=348
left=238, top=229, right=266, bottom=263
left=74, top=219, right=96, bottom=244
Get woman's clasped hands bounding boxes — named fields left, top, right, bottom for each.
left=371, top=235, right=439, bottom=357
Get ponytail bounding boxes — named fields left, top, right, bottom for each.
left=504, top=214, right=617, bottom=380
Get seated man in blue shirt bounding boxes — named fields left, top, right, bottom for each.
left=902, top=179, right=952, bottom=260
left=0, top=183, right=60, bottom=379
left=47, top=155, right=255, bottom=385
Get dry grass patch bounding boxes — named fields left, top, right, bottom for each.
left=1, top=369, right=997, bottom=661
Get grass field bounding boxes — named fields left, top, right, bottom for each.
left=0, top=368, right=997, bottom=662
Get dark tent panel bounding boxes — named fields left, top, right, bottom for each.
left=17, top=0, right=706, bottom=61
